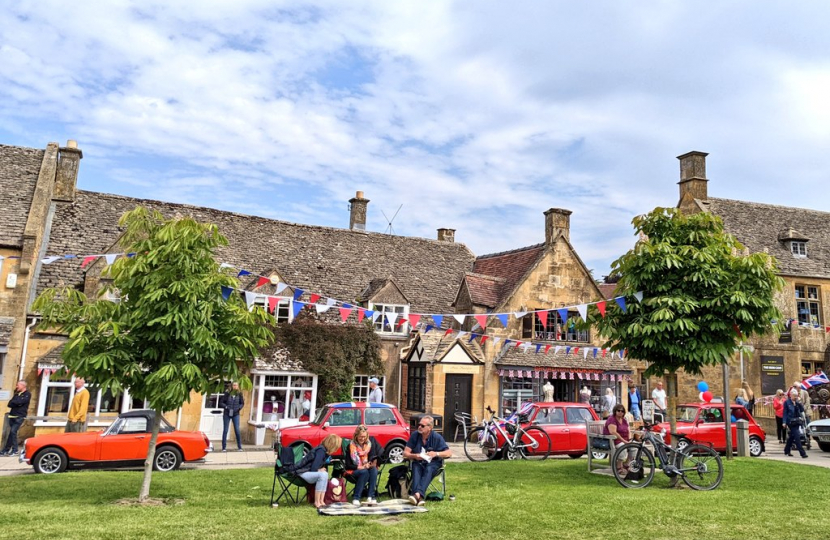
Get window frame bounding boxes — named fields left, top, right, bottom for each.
left=248, top=372, right=317, bottom=424
left=371, top=303, right=410, bottom=335
left=252, top=295, right=293, bottom=324
left=352, top=374, right=386, bottom=402
left=530, top=310, right=590, bottom=343
left=406, top=364, right=426, bottom=412
left=795, top=285, right=822, bottom=326
left=35, top=370, right=133, bottom=427
left=790, top=241, right=807, bottom=257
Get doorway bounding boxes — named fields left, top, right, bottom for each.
left=444, top=374, right=472, bottom=441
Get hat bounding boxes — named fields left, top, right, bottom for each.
left=790, top=389, right=799, bottom=396
left=369, top=377, right=380, bottom=384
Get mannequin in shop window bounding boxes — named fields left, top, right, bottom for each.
left=289, top=391, right=304, bottom=419
left=543, top=381, right=554, bottom=402
left=579, top=386, right=591, bottom=404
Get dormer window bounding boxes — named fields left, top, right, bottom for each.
left=791, top=241, right=807, bottom=257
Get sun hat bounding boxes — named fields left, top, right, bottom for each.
left=369, top=377, right=379, bottom=384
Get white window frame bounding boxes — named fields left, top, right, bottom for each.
left=252, top=295, right=293, bottom=323
left=248, top=371, right=318, bottom=425
left=791, top=241, right=807, bottom=257
left=371, top=303, right=410, bottom=335
left=36, top=369, right=143, bottom=427
left=352, top=374, right=386, bottom=402
left=795, top=285, right=822, bottom=326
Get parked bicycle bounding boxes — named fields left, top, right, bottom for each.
left=612, top=421, right=723, bottom=490
left=464, top=406, right=552, bottom=461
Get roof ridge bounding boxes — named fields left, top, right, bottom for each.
left=705, top=197, right=830, bottom=217
left=476, top=242, right=545, bottom=260
left=464, top=272, right=506, bottom=282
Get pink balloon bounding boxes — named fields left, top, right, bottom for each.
left=702, top=391, right=713, bottom=403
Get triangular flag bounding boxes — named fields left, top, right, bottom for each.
left=602, top=348, right=607, bottom=358
left=315, top=304, right=331, bottom=314
left=408, top=314, right=421, bottom=328
left=386, top=312, right=398, bottom=328
left=513, top=311, right=527, bottom=319
left=457, top=331, right=468, bottom=341
left=237, top=269, right=251, bottom=277
left=468, top=333, right=477, bottom=343
left=492, top=337, right=501, bottom=346
left=496, top=314, right=508, bottom=327
left=615, top=297, right=627, bottom=313
left=444, top=328, right=454, bottom=336
left=221, top=286, right=233, bottom=301
left=275, top=283, right=289, bottom=294
left=474, top=314, right=487, bottom=329
left=480, top=335, right=489, bottom=344
left=557, top=308, right=568, bottom=326
left=364, top=309, right=374, bottom=319
left=574, top=347, right=580, bottom=356
left=634, top=291, right=644, bottom=303
left=339, top=306, right=353, bottom=322
left=537, top=311, right=548, bottom=329
left=453, top=314, right=466, bottom=325
left=432, top=315, right=444, bottom=328
left=566, top=346, right=572, bottom=355
left=267, top=297, right=278, bottom=313
left=593, top=348, right=598, bottom=358
left=292, top=301, right=306, bottom=319
left=515, top=341, right=522, bottom=348
left=81, top=256, right=96, bottom=268
left=309, top=293, right=320, bottom=304
left=293, top=288, right=304, bottom=301
left=326, top=298, right=337, bottom=306
left=544, top=344, right=552, bottom=354
left=244, top=291, right=257, bottom=308
left=536, top=344, right=542, bottom=354
left=596, top=301, right=606, bottom=317
left=397, top=318, right=408, bottom=328
left=576, top=304, right=588, bottom=322
left=554, top=346, right=562, bottom=355
left=357, top=309, right=366, bottom=323
left=521, top=343, right=531, bottom=352
left=255, top=276, right=269, bottom=289
left=41, top=256, right=61, bottom=265
left=219, top=263, right=234, bottom=270
left=424, top=325, right=434, bottom=333
left=505, top=339, right=512, bottom=347
left=104, top=254, right=118, bottom=266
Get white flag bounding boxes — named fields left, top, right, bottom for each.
left=453, top=314, right=466, bottom=325
left=576, top=304, right=588, bottom=322
left=104, top=254, right=118, bottom=266
left=634, top=291, right=644, bottom=303
left=513, top=311, right=527, bottom=319
left=315, top=304, right=331, bottom=314
left=326, top=297, right=337, bottom=306
left=275, top=282, right=288, bottom=294
left=41, top=256, right=61, bottom=265
left=583, top=348, right=589, bottom=359
left=244, top=291, right=257, bottom=308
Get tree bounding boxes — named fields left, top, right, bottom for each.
left=588, top=208, right=783, bottom=460
left=32, top=207, right=273, bottom=502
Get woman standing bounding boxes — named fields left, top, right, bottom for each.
left=292, top=433, right=342, bottom=508
left=742, top=381, right=756, bottom=415
left=773, top=389, right=786, bottom=444
left=349, top=425, right=379, bottom=506
left=602, top=388, right=616, bottom=419
left=735, top=388, right=749, bottom=408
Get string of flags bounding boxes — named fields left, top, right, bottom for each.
left=496, top=368, right=630, bottom=382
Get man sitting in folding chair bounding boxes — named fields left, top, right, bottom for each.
left=403, top=415, right=451, bottom=506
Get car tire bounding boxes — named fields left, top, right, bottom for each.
left=817, top=441, right=830, bottom=453
left=568, top=453, right=584, bottom=459
left=676, top=438, right=691, bottom=454
left=748, top=436, right=763, bottom=457
left=33, top=447, right=68, bottom=474
left=591, top=450, right=608, bottom=460
left=153, top=446, right=182, bottom=472
left=384, top=442, right=405, bottom=464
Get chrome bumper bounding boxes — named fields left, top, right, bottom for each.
left=205, top=443, right=214, bottom=453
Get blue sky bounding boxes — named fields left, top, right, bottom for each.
left=3, top=1, right=830, bottom=277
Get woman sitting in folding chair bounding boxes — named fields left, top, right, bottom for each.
left=292, top=434, right=342, bottom=508
left=348, top=425, right=380, bottom=507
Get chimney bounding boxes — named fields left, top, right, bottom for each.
left=54, top=140, right=83, bottom=202
left=544, top=208, right=572, bottom=245
left=437, top=228, right=455, bottom=243
left=677, top=151, right=708, bottom=211
left=348, top=190, right=369, bottom=230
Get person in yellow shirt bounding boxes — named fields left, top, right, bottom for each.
left=65, top=378, right=89, bottom=433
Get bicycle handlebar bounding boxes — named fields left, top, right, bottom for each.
left=486, top=405, right=495, bottom=414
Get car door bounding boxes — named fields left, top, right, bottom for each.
left=362, top=407, right=399, bottom=448
left=531, top=406, right=569, bottom=453
left=565, top=406, right=596, bottom=452
left=324, top=407, right=361, bottom=445
left=99, top=416, right=149, bottom=461
left=691, top=407, right=725, bottom=450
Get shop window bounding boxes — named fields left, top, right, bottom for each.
left=37, top=371, right=130, bottom=425
left=501, top=376, right=534, bottom=416
left=795, top=285, right=822, bottom=326
left=352, top=375, right=386, bottom=402
left=407, top=365, right=426, bottom=412
left=250, top=374, right=315, bottom=423
left=802, top=361, right=825, bottom=378
left=372, top=304, right=409, bottom=335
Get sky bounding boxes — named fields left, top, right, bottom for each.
left=2, top=1, right=830, bottom=278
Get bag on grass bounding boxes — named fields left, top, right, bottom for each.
left=385, top=465, right=410, bottom=499
left=324, top=477, right=348, bottom=505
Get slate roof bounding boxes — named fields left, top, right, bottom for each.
left=36, top=343, right=65, bottom=365
left=597, top=283, right=617, bottom=300
left=699, top=198, right=830, bottom=279
left=0, top=144, right=44, bottom=248
left=463, top=272, right=505, bottom=308
left=36, top=190, right=477, bottom=313
left=0, top=317, right=14, bottom=345
left=495, top=345, right=630, bottom=371
left=254, top=347, right=305, bottom=372
left=402, top=331, right=485, bottom=364
left=470, top=244, right=545, bottom=307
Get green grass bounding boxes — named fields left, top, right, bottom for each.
left=0, top=459, right=827, bottom=540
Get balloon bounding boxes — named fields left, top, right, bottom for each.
left=697, top=381, right=709, bottom=392
left=702, top=391, right=713, bottom=403
left=699, top=392, right=705, bottom=402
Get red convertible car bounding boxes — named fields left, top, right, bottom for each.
left=653, top=403, right=766, bottom=457
left=275, top=402, right=410, bottom=463
left=20, top=410, right=213, bottom=474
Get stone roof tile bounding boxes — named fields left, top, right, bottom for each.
left=472, top=244, right=545, bottom=307
left=0, top=144, right=44, bottom=248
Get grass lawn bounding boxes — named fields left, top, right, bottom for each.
left=1, top=458, right=828, bottom=540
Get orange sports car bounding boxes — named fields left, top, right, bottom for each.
left=20, top=410, right=213, bottom=474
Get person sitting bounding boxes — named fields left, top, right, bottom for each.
left=291, top=433, right=342, bottom=508
left=349, top=425, right=379, bottom=507
left=403, top=415, right=452, bottom=506
left=604, top=405, right=636, bottom=476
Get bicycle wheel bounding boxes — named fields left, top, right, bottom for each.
left=517, top=426, right=551, bottom=461
left=464, top=427, right=499, bottom=462
left=612, top=443, right=655, bottom=488
left=677, top=444, right=723, bottom=491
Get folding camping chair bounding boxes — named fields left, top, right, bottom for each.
left=408, top=459, right=446, bottom=501
left=270, top=443, right=311, bottom=507
left=334, top=436, right=385, bottom=500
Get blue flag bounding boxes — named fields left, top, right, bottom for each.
left=237, top=270, right=251, bottom=277
left=432, top=314, right=443, bottom=328
left=293, top=288, right=304, bottom=301
left=292, top=301, right=306, bottom=319
left=614, top=297, right=627, bottom=313
left=496, top=314, right=508, bottom=327
left=557, top=308, right=568, bottom=325
left=220, top=286, right=233, bottom=301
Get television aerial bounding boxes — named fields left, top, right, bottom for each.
left=381, top=204, right=403, bottom=235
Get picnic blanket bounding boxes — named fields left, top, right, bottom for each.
left=317, top=499, right=428, bottom=516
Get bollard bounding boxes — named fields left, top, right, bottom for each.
left=736, top=420, right=749, bottom=457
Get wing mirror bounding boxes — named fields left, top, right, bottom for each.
left=323, top=422, right=330, bottom=429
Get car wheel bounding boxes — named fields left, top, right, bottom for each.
left=676, top=438, right=691, bottom=454
left=504, top=447, right=520, bottom=460
left=153, top=446, right=182, bottom=472
left=817, top=441, right=830, bottom=453
left=748, top=436, right=763, bottom=457
left=33, top=447, right=68, bottom=474
left=384, top=442, right=405, bottom=464
left=568, top=453, right=584, bottom=459
left=591, top=450, right=608, bottom=460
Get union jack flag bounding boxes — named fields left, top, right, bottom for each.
left=801, top=372, right=829, bottom=389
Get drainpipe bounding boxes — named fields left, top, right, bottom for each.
left=19, top=317, right=38, bottom=380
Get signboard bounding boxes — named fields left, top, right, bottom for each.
left=760, top=356, right=785, bottom=395
left=642, top=399, right=655, bottom=422
left=0, top=391, right=9, bottom=400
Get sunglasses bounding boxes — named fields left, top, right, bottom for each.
left=418, top=423, right=429, bottom=428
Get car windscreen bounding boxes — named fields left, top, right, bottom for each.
left=677, top=407, right=698, bottom=422
left=312, top=407, right=329, bottom=425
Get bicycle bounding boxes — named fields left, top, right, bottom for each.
left=612, top=421, right=723, bottom=490
left=464, top=406, right=551, bottom=461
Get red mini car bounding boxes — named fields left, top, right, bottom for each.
left=275, top=402, right=411, bottom=463
left=20, top=410, right=213, bottom=474
left=653, top=403, right=766, bottom=457
left=493, top=402, right=600, bottom=458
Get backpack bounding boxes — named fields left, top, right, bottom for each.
left=385, top=465, right=410, bottom=499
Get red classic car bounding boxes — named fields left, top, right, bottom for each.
left=653, top=403, right=766, bottom=457
left=20, top=410, right=213, bottom=474
left=493, top=402, right=600, bottom=458
left=275, top=402, right=410, bottom=463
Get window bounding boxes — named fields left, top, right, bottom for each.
left=364, top=408, right=397, bottom=426
left=566, top=407, right=595, bottom=424
left=329, top=408, right=360, bottom=427
left=37, top=371, right=135, bottom=426
left=407, top=365, right=426, bottom=411
left=501, top=376, right=534, bottom=416
left=87, top=385, right=124, bottom=415
left=117, top=417, right=149, bottom=434
left=249, top=373, right=316, bottom=423
left=802, top=361, right=825, bottom=378
left=253, top=296, right=292, bottom=323
left=795, top=285, right=822, bottom=326
left=791, top=241, right=807, bottom=257
left=372, top=304, right=409, bottom=335
left=534, top=407, right=565, bottom=425
left=0, top=347, right=6, bottom=378
left=524, top=311, right=589, bottom=342
left=352, top=375, right=386, bottom=401
left=42, top=370, right=73, bottom=415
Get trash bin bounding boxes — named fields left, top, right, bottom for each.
left=410, top=413, right=443, bottom=435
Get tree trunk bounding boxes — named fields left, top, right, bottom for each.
left=723, top=363, right=733, bottom=460
left=666, top=372, right=681, bottom=487
left=138, top=408, right=163, bottom=502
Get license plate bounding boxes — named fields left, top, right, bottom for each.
left=818, top=435, right=830, bottom=442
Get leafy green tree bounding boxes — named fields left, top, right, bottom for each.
left=589, top=208, right=782, bottom=444
left=33, top=208, right=273, bottom=502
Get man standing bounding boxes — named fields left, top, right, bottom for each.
left=628, top=385, right=642, bottom=421
left=65, top=378, right=89, bottom=432
left=651, top=381, right=667, bottom=421
left=220, top=382, right=244, bottom=452
left=403, top=416, right=451, bottom=506
left=0, top=381, right=31, bottom=456
left=367, top=377, right=383, bottom=404
left=783, top=389, right=808, bottom=459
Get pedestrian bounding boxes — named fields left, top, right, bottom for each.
left=783, top=389, right=808, bottom=458
left=65, top=378, right=89, bottom=432
left=628, top=385, right=642, bottom=422
left=735, top=388, right=749, bottom=408
left=220, top=382, right=244, bottom=452
left=651, top=381, right=667, bottom=420
left=741, top=381, right=755, bottom=415
left=367, top=377, right=383, bottom=403
left=403, top=415, right=452, bottom=506
left=773, top=389, right=786, bottom=443
left=1, top=381, right=31, bottom=456
left=601, top=388, right=616, bottom=419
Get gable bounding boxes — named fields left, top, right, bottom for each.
left=363, top=278, right=410, bottom=306
left=437, top=342, right=479, bottom=364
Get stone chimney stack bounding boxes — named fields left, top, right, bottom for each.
left=348, top=190, right=369, bottom=231
left=437, top=228, right=455, bottom=243
left=677, top=151, right=708, bottom=213
left=544, top=208, right=572, bottom=245
left=54, top=140, right=83, bottom=202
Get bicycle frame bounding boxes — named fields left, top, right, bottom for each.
left=480, top=408, right=539, bottom=454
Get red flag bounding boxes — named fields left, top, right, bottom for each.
left=339, top=306, right=352, bottom=322
left=596, top=301, right=606, bottom=317
left=573, top=347, right=580, bottom=356
left=38, top=368, right=43, bottom=376
left=409, top=314, right=421, bottom=328
left=444, top=328, right=454, bottom=336
left=255, top=277, right=269, bottom=289
left=357, top=309, right=365, bottom=323
left=81, top=256, right=96, bottom=268
left=396, top=318, right=408, bottom=328
left=309, top=293, right=320, bottom=304
left=544, top=344, right=552, bottom=354
left=537, top=311, right=548, bottom=329
left=515, top=341, right=522, bottom=348
left=474, top=314, right=487, bottom=329
left=480, top=335, right=489, bottom=344
left=602, top=348, right=607, bottom=358
left=267, top=296, right=278, bottom=313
